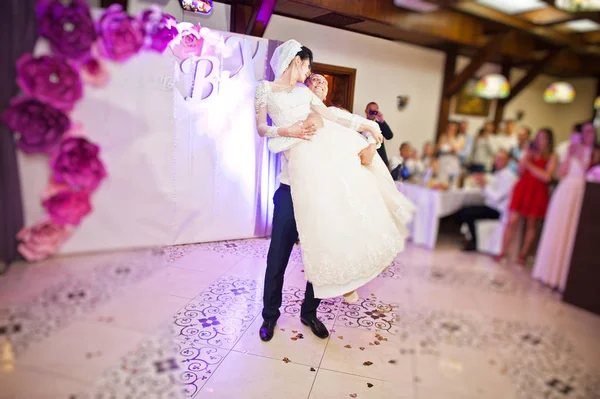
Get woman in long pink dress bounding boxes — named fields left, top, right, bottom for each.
left=531, top=122, right=596, bottom=291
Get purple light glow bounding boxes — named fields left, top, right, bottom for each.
left=256, top=0, right=277, bottom=25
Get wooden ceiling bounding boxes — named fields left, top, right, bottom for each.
left=222, top=0, right=600, bottom=77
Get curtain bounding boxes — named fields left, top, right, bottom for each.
left=0, top=0, right=38, bottom=265
left=253, top=39, right=282, bottom=237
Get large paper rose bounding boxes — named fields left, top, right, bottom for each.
left=138, top=6, right=178, bottom=53
left=170, top=23, right=204, bottom=60
left=0, top=97, right=70, bottom=154
left=36, top=0, right=97, bottom=61
left=97, top=4, right=144, bottom=62
left=17, top=218, right=74, bottom=262
left=42, top=189, right=92, bottom=226
left=16, top=54, right=83, bottom=111
left=50, top=136, right=107, bottom=191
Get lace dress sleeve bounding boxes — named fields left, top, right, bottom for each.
left=328, top=107, right=382, bottom=149
left=255, top=81, right=304, bottom=153
left=255, top=81, right=279, bottom=138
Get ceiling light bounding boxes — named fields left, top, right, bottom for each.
left=476, top=0, right=547, bottom=14
left=565, top=18, right=600, bottom=32
left=555, top=0, right=600, bottom=12
left=544, top=82, right=576, bottom=103
left=476, top=74, right=510, bottom=99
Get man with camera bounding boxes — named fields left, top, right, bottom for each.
left=365, top=102, right=394, bottom=167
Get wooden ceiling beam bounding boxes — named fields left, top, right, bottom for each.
left=274, top=0, right=598, bottom=76
left=502, top=48, right=562, bottom=104
left=581, top=30, right=600, bottom=44
left=452, top=1, right=584, bottom=47
left=437, top=45, right=458, bottom=138
left=291, top=0, right=486, bottom=46
left=445, top=32, right=509, bottom=97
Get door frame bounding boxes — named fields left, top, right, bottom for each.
left=312, top=62, right=357, bottom=113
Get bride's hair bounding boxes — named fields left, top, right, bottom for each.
left=295, top=46, right=313, bottom=72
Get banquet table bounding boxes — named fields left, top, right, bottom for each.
left=396, top=182, right=485, bottom=250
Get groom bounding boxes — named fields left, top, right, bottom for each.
left=259, top=74, right=378, bottom=341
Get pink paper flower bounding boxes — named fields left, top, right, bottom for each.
left=42, top=189, right=92, bottom=226
left=96, top=4, right=144, bottom=62
left=17, top=218, right=74, bottom=262
left=171, top=23, right=204, bottom=60
left=50, top=136, right=107, bottom=191
left=81, top=57, right=110, bottom=87
left=16, top=54, right=83, bottom=111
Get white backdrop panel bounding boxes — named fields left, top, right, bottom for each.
left=18, top=31, right=274, bottom=255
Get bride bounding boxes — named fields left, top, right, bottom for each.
left=255, top=39, right=415, bottom=302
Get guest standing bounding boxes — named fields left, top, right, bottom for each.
left=458, top=120, right=473, bottom=166
left=493, top=120, right=518, bottom=153
left=496, top=128, right=557, bottom=265
left=469, top=127, right=494, bottom=173
left=510, top=126, right=531, bottom=174
left=532, top=122, right=596, bottom=290
left=365, top=102, right=394, bottom=167
left=437, top=121, right=465, bottom=183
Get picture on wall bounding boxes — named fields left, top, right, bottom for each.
left=455, top=79, right=491, bottom=117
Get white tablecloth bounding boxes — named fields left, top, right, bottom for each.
left=397, top=182, right=485, bottom=249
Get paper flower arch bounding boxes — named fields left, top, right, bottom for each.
left=1, top=0, right=220, bottom=261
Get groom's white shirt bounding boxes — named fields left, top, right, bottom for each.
left=268, top=106, right=381, bottom=185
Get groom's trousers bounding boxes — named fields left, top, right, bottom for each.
left=262, top=184, right=321, bottom=322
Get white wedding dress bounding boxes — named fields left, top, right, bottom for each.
left=255, top=81, right=415, bottom=298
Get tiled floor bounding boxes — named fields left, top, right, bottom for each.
left=1, top=238, right=599, bottom=399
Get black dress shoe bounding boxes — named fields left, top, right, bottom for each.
left=462, top=242, right=477, bottom=252
left=300, top=317, right=329, bottom=339
left=259, top=320, right=277, bottom=342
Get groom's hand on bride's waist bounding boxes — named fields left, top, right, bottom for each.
left=281, top=121, right=317, bottom=140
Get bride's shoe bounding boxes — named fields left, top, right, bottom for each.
left=343, top=291, right=359, bottom=304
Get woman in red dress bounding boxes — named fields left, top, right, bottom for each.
left=496, top=128, right=558, bottom=265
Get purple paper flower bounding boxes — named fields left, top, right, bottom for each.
left=138, top=6, right=178, bottom=53
left=36, top=0, right=97, bottom=61
left=16, top=54, right=83, bottom=111
left=50, top=136, right=107, bottom=191
left=0, top=97, right=70, bottom=154
left=97, top=4, right=144, bottom=62
left=42, top=189, right=92, bottom=226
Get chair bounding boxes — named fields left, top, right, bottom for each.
left=475, top=218, right=523, bottom=256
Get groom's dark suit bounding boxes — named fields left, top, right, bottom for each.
left=262, top=184, right=321, bottom=322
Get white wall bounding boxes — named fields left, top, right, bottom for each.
left=264, top=15, right=445, bottom=160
